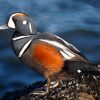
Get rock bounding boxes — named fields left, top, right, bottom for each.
left=1, top=75, right=100, bottom=100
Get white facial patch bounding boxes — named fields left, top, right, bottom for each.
left=18, top=39, right=33, bottom=57
left=23, top=20, right=27, bottom=25
left=8, top=14, right=16, bottom=28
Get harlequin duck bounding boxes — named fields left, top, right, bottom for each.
left=0, top=12, right=100, bottom=95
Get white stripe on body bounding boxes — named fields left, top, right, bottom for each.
left=55, top=35, right=80, bottom=52
left=39, top=39, right=76, bottom=59
left=39, top=39, right=67, bottom=50
left=63, top=49, right=75, bottom=57
left=60, top=51, right=72, bottom=59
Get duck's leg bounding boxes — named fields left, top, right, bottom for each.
left=31, top=78, right=51, bottom=95
left=46, top=78, right=51, bottom=93
left=45, top=80, right=60, bottom=89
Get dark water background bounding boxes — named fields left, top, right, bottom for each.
left=0, top=0, right=100, bottom=98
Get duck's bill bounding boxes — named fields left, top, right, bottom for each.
left=0, top=24, right=9, bottom=30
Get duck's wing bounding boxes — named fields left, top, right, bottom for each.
left=38, top=33, right=88, bottom=62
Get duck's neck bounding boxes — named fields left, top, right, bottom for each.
left=12, top=32, right=33, bottom=58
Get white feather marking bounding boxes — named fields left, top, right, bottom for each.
left=39, top=39, right=67, bottom=50
left=8, top=16, right=15, bottom=28
left=40, top=39, right=76, bottom=59
left=29, top=23, right=32, bottom=33
left=12, top=35, right=32, bottom=41
left=77, top=70, right=81, bottom=73
left=60, top=51, right=72, bottom=59
left=18, top=39, right=32, bottom=57
left=55, top=35, right=69, bottom=45
left=55, top=35, right=80, bottom=52
left=63, top=49, right=75, bottom=57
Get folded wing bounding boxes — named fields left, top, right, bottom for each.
left=38, top=33, right=88, bottom=62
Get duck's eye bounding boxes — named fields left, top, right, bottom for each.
left=23, top=20, right=27, bottom=25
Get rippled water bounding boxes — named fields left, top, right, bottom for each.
left=0, top=0, right=100, bottom=98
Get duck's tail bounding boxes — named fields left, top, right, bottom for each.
left=64, top=61, right=100, bottom=77
left=81, top=63, right=100, bottom=77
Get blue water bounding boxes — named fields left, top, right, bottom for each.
left=0, top=0, right=100, bottom=98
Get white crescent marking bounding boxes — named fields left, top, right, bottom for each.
left=8, top=14, right=16, bottom=28
left=18, top=39, right=32, bottom=57
left=29, top=23, right=32, bottom=33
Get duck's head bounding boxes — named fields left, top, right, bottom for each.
left=0, top=12, right=37, bottom=35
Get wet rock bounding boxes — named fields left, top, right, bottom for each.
left=1, top=75, right=100, bottom=100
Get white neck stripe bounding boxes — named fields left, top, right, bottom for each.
left=12, top=35, right=32, bottom=41
left=18, top=39, right=33, bottom=57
